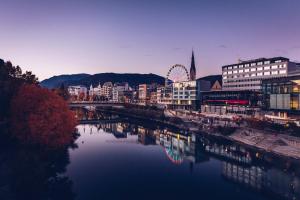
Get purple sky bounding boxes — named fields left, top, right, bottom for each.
left=0, top=0, right=300, bottom=80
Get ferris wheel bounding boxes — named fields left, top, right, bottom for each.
left=165, top=64, right=190, bottom=86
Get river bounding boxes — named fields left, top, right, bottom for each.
left=1, top=113, right=300, bottom=200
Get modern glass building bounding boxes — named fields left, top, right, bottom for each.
left=262, top=75, right=300, bottom=119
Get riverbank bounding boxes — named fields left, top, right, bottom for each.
left=96, top=106, right=300, bottom=160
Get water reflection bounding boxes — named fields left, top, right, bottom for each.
left=77, top=119, right=300, bottom=200
left=0, top=144, right=76, bottom=200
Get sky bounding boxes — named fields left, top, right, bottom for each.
left=0, top=0, right=300, bottom=80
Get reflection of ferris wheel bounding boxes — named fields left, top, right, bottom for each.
left=166, top=64, right=190, bottom=86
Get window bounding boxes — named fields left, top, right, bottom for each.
left=251, top=63, right=256, bottom=66
left=251, top=73, right=256, bottom=77
left=257, top=72, right=263, bottom=76
left=271, top=71, right=278, bottom=75
left=245, top=74, right=250, bottom=77
left=239, top=65, right=243, bottom=68
left=271, top=65, right=278, bottom=69
left=233, top=70, right=238, bottom=74
left=279, top=70, right=286, bottom=74
left=228, top=71, right=232, bottom=74
left=275, top=60, right=282, bottom=63
left=239, top=69, right=243, bottom=73
left=264, top=71, right=270, bottom=75
left=283, top=64, right=287, bottom=67
left=234, top=75, right=238, bottom=78
left=245, top=69, right=250, bottom=72
left=223, top=76, right=227, bottom=79
left=257, top=67, right=263, bottom=71
left=264, top=66, right=270, bottom=70
left=233, top=65, right=238, bottom=69
left=258, top=62, right=263, bottom=65
left=228, top=66, right=232, bottom=69
left=223, top=71, right=227, bottom=75
left=251, top=68, right=256, bottom=72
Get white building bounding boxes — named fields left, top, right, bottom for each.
left=68, top=85, right=88, bottom=96
left=101, top=82, right=113, bottom=100
left=222, top=57, right=300, bottom=91
left=89, top=83, right=102, bottom=97
left=112, top=82, right=130, bottom=102
left=172, top=80, right=210, bottom=110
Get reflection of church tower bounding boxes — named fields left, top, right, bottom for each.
left=190, top=51, right=196, bottom=81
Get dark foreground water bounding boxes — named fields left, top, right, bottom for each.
left=66, top=120, right=300, bottom=200
left=1, top=117, right=300, bottom=200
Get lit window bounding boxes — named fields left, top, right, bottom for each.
left=239, top=69, right=243, bottom=73
left=271, top=65, right=278, bottom=69
left=228, top=66, right=232, bottom=69
left=223, top=76, right=227, bottom=79
left=271, top=71, right=278, bottom=75
left=228, top=71, right=232, bottom=74
left=251, top=73, right=256, bottom=77
left=233, top=65, right=238, bottom=69
left=283, top=64, right=287, bottom=67
left=257, top=62, right=263, bottom=65
left=245, top=69, right=250, bottom=72
left=264, top=71, right=270, bottom=75
left=233, top=70, right=238, bottom=74
left=245, top=64, right=250, bottom=67
left=239, top=65, right=243, bottom=68
left=251, top=68, right=256, bottom=72
left=257, top=72, right=263, bottom=76
left=275, top=60, right=282, bottom=63
left=251, top=63, right=256, bottom=66
left=279, top=70, right=286, bottom=74
left=264, top=61, right=270, bottom=64
left=264, top=66, right=270, bottom=70
left=257, top=67, right=263, bottom=71
left=223, top=71, right=227, bottom=75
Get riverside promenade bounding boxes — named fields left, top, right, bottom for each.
left=166, top=109, right=300, bottom=160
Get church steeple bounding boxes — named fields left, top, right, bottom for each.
left=190, top=50, right=196, bottom=81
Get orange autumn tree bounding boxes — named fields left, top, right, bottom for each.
left=10, top=84, right=77, bottom=148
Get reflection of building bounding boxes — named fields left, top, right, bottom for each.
left=172, top=80, right=210, bottom=110
left=222, top=57, right=300, bottom=91
left=205, top=143, right=252, bottom=164
left=262, top=75, right=300, bottom=120
left=222, top=162, right=300, bottom=200
left=222, top=162, right=263, bottom=190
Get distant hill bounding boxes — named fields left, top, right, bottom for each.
left=197, top=75, right=222, bottom=86
left=40, top=73, right=166, bottom=89
left=40, top=74, right=91, bottom=89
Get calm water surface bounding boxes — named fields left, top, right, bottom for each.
left=64, top=119, right=300, bottom=200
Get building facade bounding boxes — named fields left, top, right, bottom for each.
left=262, top=75, right=300, bottom=120
left=201, top=90, right=261, bottom=117
left=172, top=80, right=210, bottom=110
left=68, top=85, right=88, bottom=97
left=222, top=57, right=300, bottom=91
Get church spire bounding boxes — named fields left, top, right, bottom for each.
left=190, top=50, right=196, bottom=81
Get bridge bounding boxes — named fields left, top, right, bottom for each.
left=69, top=101, right=125, bottom=108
